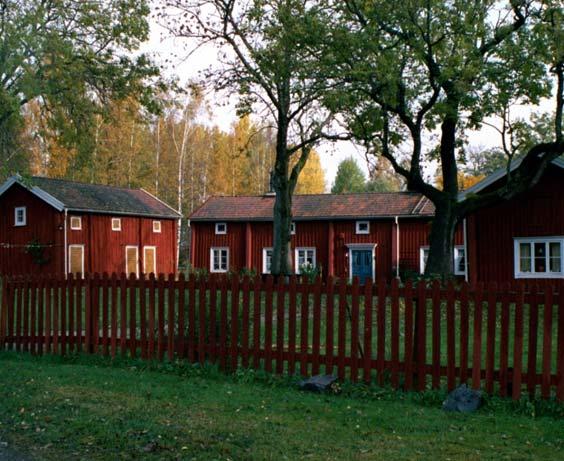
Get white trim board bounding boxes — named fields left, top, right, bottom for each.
left=346, top=243, right=377, bottom=282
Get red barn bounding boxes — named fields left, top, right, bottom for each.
left=0, top=176, right=180, bottom=276
left=189, top=192, right=464, bottom=282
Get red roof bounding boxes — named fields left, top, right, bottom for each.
left=189, top=192, right=434, bottom=221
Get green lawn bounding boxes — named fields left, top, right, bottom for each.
left=0, top=353, right=563, bottom=460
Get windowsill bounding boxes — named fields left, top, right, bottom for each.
left=515, top=273, right=564, bottom=279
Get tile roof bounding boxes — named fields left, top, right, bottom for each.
left=189, top=192, right=434, bottom=221
left=27, top=176, right=181, bottom=219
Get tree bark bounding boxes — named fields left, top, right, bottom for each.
left=424, top=199, right=458, bottom=277
left=271, top=145, right=293, bottom=277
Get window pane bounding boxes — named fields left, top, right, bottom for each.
left=519, top=243, right=531, bottom=273
left=456, top=249, right=465, bottom=273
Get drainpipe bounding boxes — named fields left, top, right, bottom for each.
left=63, top=209, right=68, bottom=277
left=395, top=216, right=400, bottom=279
left=463, top=218, right=469, bottom=282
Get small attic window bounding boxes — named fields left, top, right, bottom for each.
left=112, top=218, right=122, bottom=231
left=153, top=220, right=162, bottom=233
left=356, top=221, right=370, bottom=234
left=290, top=222, right=296, bottom=235
left=14, top=207, right=26, bottom=226
left=70, top=216, right=82, bottom=230
left=215, top=222, right=227, bottom=235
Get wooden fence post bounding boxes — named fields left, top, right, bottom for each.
left=557, top=288, right=564, bottom=401
left=0, top=276, right=8, bottom=350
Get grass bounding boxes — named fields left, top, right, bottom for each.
left=0, top=352, right=563, bottom=460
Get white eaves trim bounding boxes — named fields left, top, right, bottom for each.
left=458, top=156, right=564, bottom=201
left=0, top=175, right=65, bottom=211
left=140, top=188, right=182, bottom=217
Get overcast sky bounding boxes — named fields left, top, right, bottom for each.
left=141, top=15, right=553, bottom=190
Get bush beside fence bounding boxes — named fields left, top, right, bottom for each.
left=1, top=273, right=563, bottom=401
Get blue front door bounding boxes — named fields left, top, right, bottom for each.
left=351, top=249, right=373, bottom=284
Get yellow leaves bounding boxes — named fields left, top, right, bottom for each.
left=293, top=150, right=326, bottom=194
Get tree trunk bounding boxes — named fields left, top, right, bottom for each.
left=424, top=199, right=458, bottom=277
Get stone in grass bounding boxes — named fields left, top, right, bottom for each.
left=442, top=384, right=482, bottom=413
left=299, top=375, right=338, bottom=393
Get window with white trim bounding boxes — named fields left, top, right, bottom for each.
left=152, top=220, right=162, bottom=233
left=290, top=222, right=296, bottom=235
left=419, top=246, right=467, bottom=275
left=215, top=222, right=227, bottom=235
left=262, top=247, right=273, bottom=274
left=356, top=221, right=370, bottom=234
left=211, top=247, right=229, bottom=273
left=111, top=218, right=121, bottom=231
left=14, top=207, right=26, bottom=226
left=70, top=216, right=82, bottom=230
left=514, top=237, right=564, bottom=279
left=295, top=247, right=316, bottom=274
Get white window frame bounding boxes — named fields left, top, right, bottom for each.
left=290, top=222, right=296, bottom=235
left=347, top=243, right=377, bottom=282
left=70, top=216, right=82, bottom=230
left=215, top=222, right=227, bottom=235
left=419, top=247, right=430, bottom=274
left=68, top=244, right=85, bottom=276
left=262, top=247, right=273, bottom=274
left=356, top=220, right=370, bottom=235
left=143, top=246, right=157, bottom=275
left=14, top=206, right=26, bottom=226
left=514, top=237, right=564, bottom=279
left=295, top=247, right=317, bottom=274
left=210, top=247, right=229, bottom=273
left=125, top=245, right=139, bottom=277
left=454, top=246, right=466, bottom=276
left=112, top=218, right=122, bottom=231
left=152, top=220, right=162, bottom=233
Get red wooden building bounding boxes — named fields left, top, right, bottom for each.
left=0, top=175, right=180, bottom=276
left=189, top=192, right=464, bottom=282
left=189, top=156, right=564, bottom=285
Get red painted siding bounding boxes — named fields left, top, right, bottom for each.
left=1, top=183, right=177, bottom=276
left=469, top=167, right=564, bottom=287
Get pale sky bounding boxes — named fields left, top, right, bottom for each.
left=142, top=16, right=554, bottom=190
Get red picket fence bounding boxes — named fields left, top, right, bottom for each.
left=1, top=273, right=564, bottom=401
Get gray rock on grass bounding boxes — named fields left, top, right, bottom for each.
left=299, top=375, right=338, bottom=393
left=442, top=384, right=482, bottom=413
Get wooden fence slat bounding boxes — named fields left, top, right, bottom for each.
left=129, top=273, right=137, bottom=358
left=325, top=276, right=335, bottom=376
left=219, top=276, right=228, bottom=371
left=275, top=278, right=285, bottom=375
left=557, top=287, right=564, bottom=402
left=59, top=276, right=66, bottom=356
left=119, top=274, right=127, bottom=357
left=499, top=283, right=511, bottom=397
left=76, top=276, right=83, bottom=353
left=148, top=275, right=156, bottom=359
left=264, top=276, right=274, bottom=373
left=416, top=281, right=427, bottom=392
left=485, top=282, right=497, bottom=394
left=167, top=274, right=176, bottom=362
left=337, top=280, right=347, bottom=381
left=23, top=277, right=29, bottom=353
left=459, top=283, right=470, bottom=385
left=527, top=285, right=540, bottom=398
left=187, top=275, right=196, bottom=363
left=471, top=283, right=484, bottom=390
left=513, top=284, right=525, bottom=400
left=101, top=273, right=109, bottom=356
left=241, top=276, right=251, bottom=368
left=300, top=280, right=311, bottom=377
left=251, top=275, right=262, bottom=370
left=350, top=277, right=360, bottom=382
left=30, top=277, right=37, bottom=355
left=83, top=275, right=90, bottom=354
left=198, top=276, right=207, bottom=365
left=53, top=275, right=60, bottom=355
left=139, top=274, right=147, bottom=360
left=230, top=274, right=240, bottom=371
left=541, top=287, right=554, bottom=399
left=67, top=274, right=74, bottom=354
left=177, top=273, right=186, bottom=360
left=110, top=274, right=118, bottom=358
left=404, top=280, right=414, bottom=390
left=37, top=278, right=45, bottom=355
left=8, top=279, right=16, bottom=352
left=446, top=281, right=456, bottom=391
left=377, top=280, right=387, bottom=386
left=288, top=276, right=298, bottom=375
left=390, top=278, right=400, bottom=388
left=363, top=278, right=373, bottom=384
left=15, top=278, right=23, bottom=353
left=0, top=277, right=7, bottom=349
left=431, top=280, right=441, bottom=389
left=312, top=276, right=323, bottom=377
left=157, top=274, right=166, bottom=361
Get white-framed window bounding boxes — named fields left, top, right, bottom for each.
left=70, top=216, right=82, bottom=230
left=153, top=220, right=162, bottom=233
left=215, top=222, right=227, bottom=235
left=356, top=221, right=370, bottom=235
left=125, top=245, right=139, bottom=277
left=419, top=246, right=467, bottom=275
left=14, top=207, right=26, bottom=226
left=143, top=246, right=157, bottom=275
left=290, top=222, right=296, bottom=235
left=68, top=244, right=85, bottom=276
left=514, top=237, right=564, bottom=279
left=211, top=247, right=229, bottom=273
left=112, top=218, right=122, bottom=231
left=295, top=247, right=316, bottom=274
left=262, top=247, right=273, bottom=274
